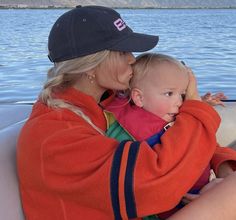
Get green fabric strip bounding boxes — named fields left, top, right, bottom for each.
left=106, top=120, right=133, bottom=142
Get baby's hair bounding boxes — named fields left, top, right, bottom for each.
left=131, top=53, right=185, bottom=88
left=39, top=50, right=110, bottom=134
left=111, top=53, right=185, bottom=108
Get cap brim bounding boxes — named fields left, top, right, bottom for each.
left=110, top=33, right=159, bottom=52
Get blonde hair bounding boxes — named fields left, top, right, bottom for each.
left=131, top=53, right=185, bottom=88
left=39, top=50, right=110, bottom=134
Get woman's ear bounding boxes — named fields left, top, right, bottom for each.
left=86, top=69, right=96, bottom=84
left=131, top=88, right=144, bottom=107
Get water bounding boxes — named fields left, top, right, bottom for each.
left=0, top=8, right=236, bottom=103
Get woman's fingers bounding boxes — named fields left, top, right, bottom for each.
left=185, top=68, right=201, bottom=101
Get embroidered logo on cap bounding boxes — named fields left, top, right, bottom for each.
left=114, top=18, right=126, bottom=31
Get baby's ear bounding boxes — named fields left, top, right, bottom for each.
left=131, top=88, right=144, bottom=107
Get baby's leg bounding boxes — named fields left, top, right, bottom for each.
left=168, top=172, right=236, bottom=220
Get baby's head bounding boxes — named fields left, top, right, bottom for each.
left=131, top=53, right=189, bottom=122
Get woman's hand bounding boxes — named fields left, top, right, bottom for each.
left=201, top=92, right=227, bottom=107
left=185, top=68, right=201, bottom=101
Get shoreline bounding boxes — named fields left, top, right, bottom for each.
left=1, top=6, right=236, bottom=9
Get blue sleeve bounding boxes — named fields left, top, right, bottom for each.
left=146, top=129, right=165, bottom=148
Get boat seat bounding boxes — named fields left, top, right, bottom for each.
left=215, top=103, right=236, bottom=148
left=0, top=104, right=32, bottom=220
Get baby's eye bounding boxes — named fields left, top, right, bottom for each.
left=164, top=92, right=173, bottom=97
left=181, top=93, right=186, bottom=100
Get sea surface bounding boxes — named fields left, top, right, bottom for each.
left=0, top=8, right=236, bottom=103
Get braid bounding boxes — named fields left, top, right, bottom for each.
left=39, top=50, right=110, bottom=135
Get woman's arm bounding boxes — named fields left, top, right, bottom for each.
left=211, top=145, right=236, bottom=177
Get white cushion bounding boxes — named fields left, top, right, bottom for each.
left=0, top=104, right=32, bottom=220
left=215, top=103, right=236, bottom=147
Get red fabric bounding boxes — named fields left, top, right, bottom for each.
left=17, top=87, right=233, bottom=219
left=212, top=145, right=236, bottom=171
left=107, top=96, right=209, bottom=218
left=107, top=97, right=212, bottom=193
left=106, top=96, right=167, bottom=141
left=191, top=165, right=210, bottom=191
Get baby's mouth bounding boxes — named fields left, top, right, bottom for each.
left=168, top=113, right=176, bottom=117
left=168, top=113, right=177, bottom=120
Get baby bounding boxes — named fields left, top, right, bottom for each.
left=106, top=53, right=220, bottom=219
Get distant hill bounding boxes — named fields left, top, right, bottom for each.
left=1, top=0, right=236, bottom=8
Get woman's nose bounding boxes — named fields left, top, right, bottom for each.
left=176, top=95, right=183, bottom=107
left=127, top=53, right=136, bottom=64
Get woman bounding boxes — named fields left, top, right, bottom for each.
left=17, top=5, right=236, bottom=220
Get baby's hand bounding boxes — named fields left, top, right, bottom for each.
left=201, top=92, right=227, bottom=107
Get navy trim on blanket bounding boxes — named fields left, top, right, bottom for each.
left=125, top=141, right=140, bottom=218
left=110, top=140, right=128, bottom=220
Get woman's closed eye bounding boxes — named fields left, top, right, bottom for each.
left=119, top=51, right=127, bottom=56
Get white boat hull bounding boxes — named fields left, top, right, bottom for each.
left=215, top=102, right=236, bottom=148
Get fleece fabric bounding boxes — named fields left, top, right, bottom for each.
left=17, top=87, right=236, bottom=220
left=106, top=97, right=211, bottom=190
left=106, top=96, right=236, bottom=219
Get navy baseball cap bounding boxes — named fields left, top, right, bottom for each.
left=48, top=5, right=159, bottom=62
